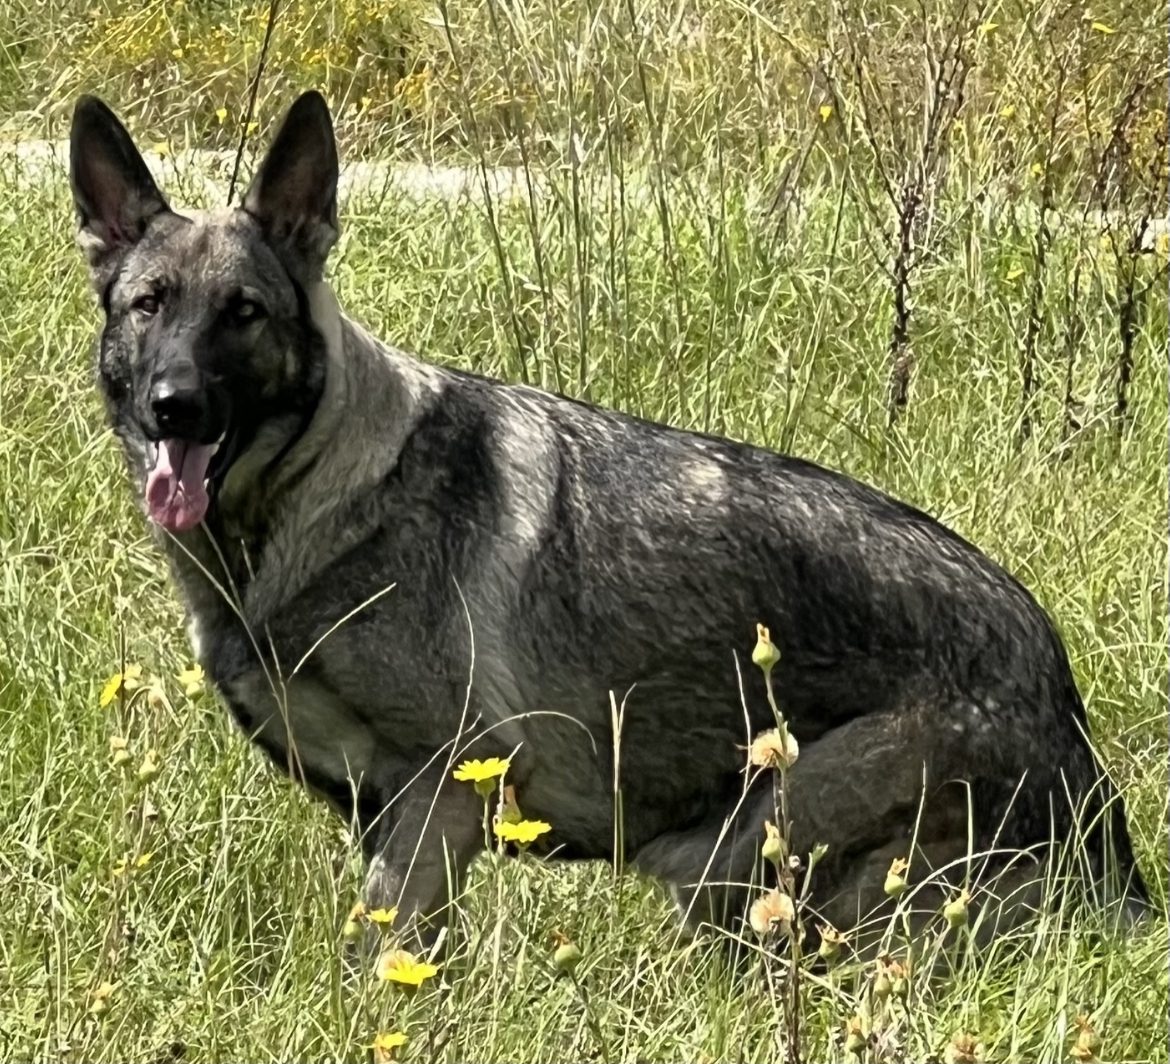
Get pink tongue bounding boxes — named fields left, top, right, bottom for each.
left=145, top=439, right=215, bottom=532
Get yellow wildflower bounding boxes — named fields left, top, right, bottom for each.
left=377, top=949, right=440, bottom=989
left=151, top=140, right=170, bottom=158
left=171, top=47, right=183, bottom=59
left=99, top=664, right=143, bottom=708
left=998, top=104, right=1017, bottom=120
left=978, top=20, right=998, bottom=34
left=215, top=107, right=228, bottom=124
left=367, top=906, right=398, bottom=927
left=819, top=104, right=833, bottom=123
left=1005, top=264, right=1025, bottom=281
left=453, top=756, right=510, bottom=798
left=493, top=818, right=551, bottom=846
left=133, top=851, right=154, bottom=870
left=177, top=663, right=205, bottom=697
left=371, top=1031, right=408, bottom=1062
left=88, top=980, right=118, bottom=1016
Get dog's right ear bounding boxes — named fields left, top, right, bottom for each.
left=69, top=96, right=171, bottom=294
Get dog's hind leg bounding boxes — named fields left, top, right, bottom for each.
left=634, top=700, right=1053, bottom=954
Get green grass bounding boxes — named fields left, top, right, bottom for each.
left=1, top=15, right=1168, bottom=1057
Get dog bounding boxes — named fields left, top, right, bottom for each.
left=69, top=89, right=1148, bottom=953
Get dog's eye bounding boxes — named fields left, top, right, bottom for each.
left=232, top=299, right=267, bottom=325
left=132, top=293, right=161, bottom=316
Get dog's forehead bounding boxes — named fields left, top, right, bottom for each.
left=134, top=209, right=288, bottom=293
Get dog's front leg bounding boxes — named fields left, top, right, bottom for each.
left=360, top=767, right=485, bottom=954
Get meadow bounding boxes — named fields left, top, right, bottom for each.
left=0, top=0, right=1167, bottom=1061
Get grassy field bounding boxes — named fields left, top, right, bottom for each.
left=1, top=1, right=1168, bottom=1061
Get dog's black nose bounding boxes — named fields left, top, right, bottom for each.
left=151, top=381, right=205, bottom=436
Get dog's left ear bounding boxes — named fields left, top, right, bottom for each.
left=242, top=91, right=339, bottom=282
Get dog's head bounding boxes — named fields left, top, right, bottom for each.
left=70, top=91, right=339, bottom=533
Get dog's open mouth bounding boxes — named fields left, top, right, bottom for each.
left=145, top=437, right=221, bottom=533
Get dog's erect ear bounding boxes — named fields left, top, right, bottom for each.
left=242, top=91, right=339, bottom=282
left=70, top=95, right=171, bottom=293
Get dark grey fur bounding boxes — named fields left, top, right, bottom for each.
left=70, top=91, right=1148, bottom=950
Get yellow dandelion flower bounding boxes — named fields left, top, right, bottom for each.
left=748, top=888, right=795, bottom=936
left=245, top=121, right=259, bottom=136
left=133, top=851, right=154, bottom=870
left=177, top=663, right=205, bottom=697
left=377, top=948, right=440, bottom=988
left=215, top=106, right=228, bottom=124
left=371, top=1031, right=409, bottom=1062
left=453, top=756, right=510, bottom=797
left=819, top=104, right=833, bottom=123
left=367, top=906, right=398, bottom=927
left=1031, top=161, right=1044, bottom=178
left=151, top=140, right=171, bottom=158
left=99, top=664, right=143, bottom=708
left=493, top=818, right=552, bottom=846
left=171, top=47, right=183, bottom=59
left=1005, top=264, right=1025, bottom=281
left=998, top=104, right=1017, bottom=120
left=747, top=727, right=799, bottom=770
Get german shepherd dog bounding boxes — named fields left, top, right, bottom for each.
left=69, top=90, right=1147, bottom=952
